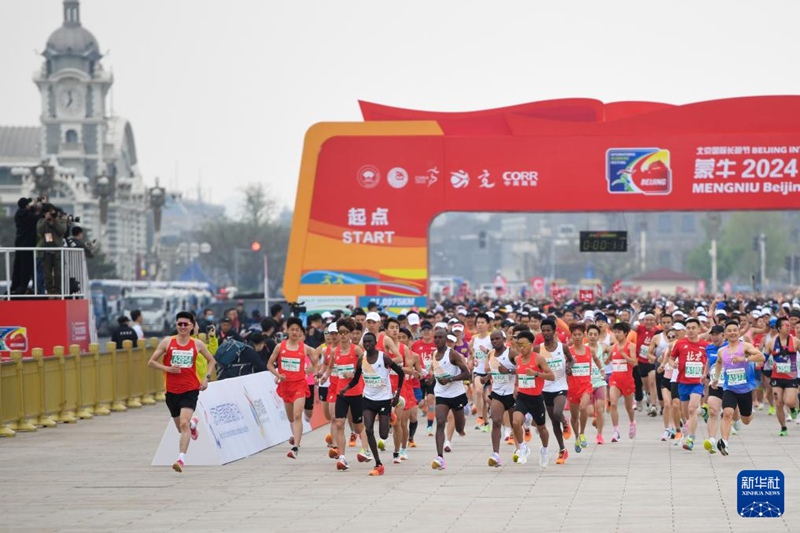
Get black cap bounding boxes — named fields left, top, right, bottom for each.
left=221, top=317, right=232, bottom=323
left=419, top=321, right=433, bottom=330
left=710, top=325, right=725, bottom=334
left=17, top=197, right=32, bottom=209
left=117, top=315, right=130, bottom=324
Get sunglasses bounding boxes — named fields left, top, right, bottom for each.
left=667, top=335, right=676, bottom=340
left=176, top=322, right=192, bottom=327
left=516, top=341, right=531, bottom=347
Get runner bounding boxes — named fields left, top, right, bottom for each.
left=148, top=311, right=216, bottom=473
left=538, top=318, right=574, bottom=464
left=711, top=320, right=764, bottom=456
left=654, top=326, right=677, bottom=441
left=702, top=325, right=726, bottom=453
left=769, top=317, right=799, bottom=436
left=429, top=329, right=471, bottom=471
left=266, top=316, right=319, bottom=459
left=486, top=330, right=518, bottom=467
left=412, top=322, right=437, bottom=436
left=567, top=323, right=604, bottom=452
left=338, top=332, right=404, bottom=476
left=607, top=321, right=637, bottom=443
left=316, top=322, right=339, bottom=447
left=468, top=313, right=492, bottom=433
left=511, top=330, right=554, bottom=468
left=586, top=324, right=610, bottom=444
left=668, top=318, right=708, bottom=451
left=635, top=313, right=661, bottom=417
left=322, top=317, right=368, bottom=470
left=386, top=322, right=420, bottom=462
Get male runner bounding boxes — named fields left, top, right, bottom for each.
left=607, top=322, right=637, bottom=443
left=567, top=323, right=604, bottom=452
left=468, top=313, right=492, bottom=432
left=486, top=330, right=518, bottom=467
left=769, top=317, right=799, bottom=436
left=537, top=318, right=574, bottom=464
left=668, top=318, right=708, bottom=451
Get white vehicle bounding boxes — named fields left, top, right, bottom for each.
left=122, top=291, right=176, bottom=337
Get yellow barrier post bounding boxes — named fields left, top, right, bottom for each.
left=139, top=339, right=156, bottom=405
left=109, top=342, right=127, bottom=412
left=9, top=352, right=36, bottom=432
left=0, top=359, right=16, bottom=437
left=92, top=343, right=110, bottom=415
left=151, top=338, right=165, bottom=401
left=31, top=349, right=57, bottom=428
left=124, top=340, right=142, bottom=408
left=55, top=346, right=77, bottom=423
left=71, top=345, right=93, bottom=419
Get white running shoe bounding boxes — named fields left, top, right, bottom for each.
left=523, top=412, right=533, bottom=429
left=517, top=444, right=530, bottom=465
left=443, top=440, right=452, bottom=453
left=539, top=447, right=549, bottom=468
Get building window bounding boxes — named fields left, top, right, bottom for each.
left=658, top=213, right=672, bottom=233
left=65, top=129, right=78, bottom=143
left=681, top=213, right=695, bottom=232
left=659, top=250, right=671, bottom=269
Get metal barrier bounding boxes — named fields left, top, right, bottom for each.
left=0, top=336, right=208, bottom=438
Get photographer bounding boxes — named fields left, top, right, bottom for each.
left=65, top=226, right=98, bottom=259
left=11, top=196, right=43, bottom=295
left=36, top=203, right=67, bottom=295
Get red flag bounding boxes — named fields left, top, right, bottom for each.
left=611, top=279, right=622, bottom=294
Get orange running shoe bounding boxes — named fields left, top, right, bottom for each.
left=390, top=412, right=397, bottom=427
left=562, top=423, right=572, bottom=441
left=555, top=449, right=569, bottom=464
left=325, top=433, right=333, bottom=445
left=348, top=433, right=358, bottom=447
left=369, top=464, right=385, bottom=476
left=524, top=427, right=532, bottom=443
left=408, top=439, right=417, bottom=448
left=328, top=447, right=340, bottom=459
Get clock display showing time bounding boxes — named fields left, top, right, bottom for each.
left=56, top=85, right=84, bottom=117
left=579, top=231, right=628, bottom=252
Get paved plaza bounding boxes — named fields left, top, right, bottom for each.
left=1, top=402, right=798, bottom=532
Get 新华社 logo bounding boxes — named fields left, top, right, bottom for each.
left=606, top=148, right=672, bottom=195
left=738, top=470, right=784, bottom=518
left=357, top=165, right=381, bottom=189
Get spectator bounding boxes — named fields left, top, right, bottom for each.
left=218, top=316, right=242, bottom=342
left=216, top=333, right=267, bottom=380
left=270, top=303, right=284, bottom=325
left=258, top=317, right=279, bottom=364
left=130, top=309, right=144, bottom=339
left=305, top=313, right=325, bottom=349
left=65, top=226, right=97, bottom=259
left=36, top=203, right=67, bottom=295
left=197, top=308, right=215, bottom=334
left=11, top=197, right=42, bottom=295
left=111, top=315, right=138, bottom=349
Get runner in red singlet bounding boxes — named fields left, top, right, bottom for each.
left=148, top=311, right=216, bottom=473
left=607, top=321, right=637, bottom=443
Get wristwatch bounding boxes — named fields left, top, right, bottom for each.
left=205, top=374, right=211, bottom=380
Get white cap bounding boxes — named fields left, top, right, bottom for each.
left=446, top=334, right=457, bottom=343
left=452, top=323, right=464, bottom=332
left=457, top=308, right=467, bottom=316
left=644, top=313, right=656, bottom=319
left=321, top=311, right=334, bottom=320
left=366, top=312, right=381, bottom=322
left=486, top=311, right=496, bottom=319
left=326, top=322, right=338, bottom=333
left=698, top=314, right=708, bottom=322
left=637, top=311, right=646, bottom=320
left=695, top=306, right=705, bottom=314
left=714, top=309, right=727, bottom=316
left=673, top=323, right=686, bottom=331
left=435, top=322, right=448, bottom=330
left=407, top=314, right=420, bottom=326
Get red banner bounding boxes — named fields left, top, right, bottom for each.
left=579, top=289, right=595, bottom=302
left=0, top=300, right=91, bottom=357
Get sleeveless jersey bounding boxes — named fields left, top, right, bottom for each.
left=277, top=340, right=307, bottom=382
left=720, top=342, right=758, bottom=393
left=488, top=347, right=516, bottom=396
left=568, top=345, right=593, bottom=389
left=165, top=337, right=200, bottom=394
left=334, top=343, right=363, bottom=396
left=542, top=342, right=568, bottom=392
left=589, top=344, right=606, bottom=389
left=472, top=335, right=492, bottom=374
left=611, top=341, right=634, bottom=378
left=636, top=326, right=660, bottom=363
left=362, top=351, right=393, bottom=401
left=771, top=336, right=798, bottom=380
left=516, top=354, right=544, bottom=396
left=433, top=348, right=463, bottom=398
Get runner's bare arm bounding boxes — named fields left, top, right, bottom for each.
left=448, top=349, right=471, bottom=383
left=266, top=343, right=284, bottom=380
left=148, top=337, right=179, bottom=374
left=534, top=353, right=555, bottom=381
left=742, top=342, right=765, bottom=363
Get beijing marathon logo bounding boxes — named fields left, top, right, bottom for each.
left=737, top=470, right=784, bottom=518
left=606, top=147, right=672, bottom=195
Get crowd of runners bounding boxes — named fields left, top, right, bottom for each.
left=150, top=296, right=800, bottom=474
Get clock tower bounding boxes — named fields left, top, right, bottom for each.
left=34, top=0, right=112, bottom=184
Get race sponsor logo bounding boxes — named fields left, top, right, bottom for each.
left=502, top=170, right=538, bottom=187
left=414, top=166, right=439, bottom=187
left=606, top=148, right=672, bottom=195
left=357, top=165, right=381, bottom=189
left=450, top=169, right=470, bottom=189
left=387, top=167, right=409, bottom=189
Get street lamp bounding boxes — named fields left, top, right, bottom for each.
left=148, top=179, right=166, bottom=280
left=95, top=174, right=110, bottom=239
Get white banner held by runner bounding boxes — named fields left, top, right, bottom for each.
left=151, top=372, right=312, bottom=466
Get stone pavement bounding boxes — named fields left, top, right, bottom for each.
left=1, top=402, right=798, bottom=533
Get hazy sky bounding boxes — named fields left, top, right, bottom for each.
left=1, top=0, right=798, bottom=212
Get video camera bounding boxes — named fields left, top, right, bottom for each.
left=287, top=301, right=307, bottom=316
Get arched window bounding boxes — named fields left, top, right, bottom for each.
left=65, top=129, right=78, bottom=143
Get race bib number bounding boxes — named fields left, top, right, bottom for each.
left=612, top=361, right=627, bottom=373
left=280, top=357, right=301, bottom=373
left=518, top=374, right=537, bottom=389
left=571, top=363, right=590, bottom=377
left=639, top=345, right=649, bottom=358
left=549, top=359, right=564, bottom=372
left=726, top=368, right=747, bottom=386
left=363, top=374, right=383, bottom=388
left=491, top=370, right=510, bottom=384
left=475, top=349, right=487, bottom=361
left=171, top=349, right=194, bottom=368
left=335, top=363, right=354, bottom=378
left=423, top=358, right=432, bottom=372
left=775, top=362, right=792, bottom=375
left=685, top=361, right=703, bottom=378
